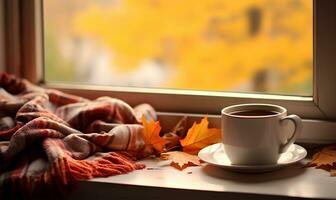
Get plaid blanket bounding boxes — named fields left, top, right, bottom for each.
left=0, top=73, right=156, bottom=198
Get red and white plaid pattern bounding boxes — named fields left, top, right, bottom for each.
left=0, top=73, right=156, bottom=198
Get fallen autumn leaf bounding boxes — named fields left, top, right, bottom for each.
left=180, top=117, right=221, bottom=155
left=307, top=145, right=336, bottom=176
left=141, top=115, right=165, bottom=153
left=161, top=151, right=202, bottom=170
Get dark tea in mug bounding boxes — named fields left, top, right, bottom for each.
left=229, top=110, right=280, bottom=116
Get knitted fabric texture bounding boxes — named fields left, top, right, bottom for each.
left=0, top=73, right=156, bottom=197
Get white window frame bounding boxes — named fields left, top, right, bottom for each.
left=2, top=0, right=336, bottom=143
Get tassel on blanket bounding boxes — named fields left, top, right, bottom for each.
left=46, top=152, right=145, bottom=185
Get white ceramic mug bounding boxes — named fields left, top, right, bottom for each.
left=221, top=103, right=302, bottom=165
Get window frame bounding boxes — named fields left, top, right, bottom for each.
left=2, top=0, right=336, bottom=143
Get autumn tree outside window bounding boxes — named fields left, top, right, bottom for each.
left=44, top=0, right=312, bottom=96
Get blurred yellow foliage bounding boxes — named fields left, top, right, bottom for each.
left=68, top=0, right=312, bottom=94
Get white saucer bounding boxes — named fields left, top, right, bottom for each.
left=198, top=143, right=307, bottom=173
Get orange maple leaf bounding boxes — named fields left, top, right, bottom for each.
left=161, top=151, right=202, bottom=170
left=141, top=115, right=165, bottom=153
left=180, top=116, right=221, bottom=155
left=307, top=145, right=336, bottom=176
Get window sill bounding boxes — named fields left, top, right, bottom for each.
left=63, top=158, right=335, bottom=200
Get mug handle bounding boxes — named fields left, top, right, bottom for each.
left=279, top=114, right=302, bottom=153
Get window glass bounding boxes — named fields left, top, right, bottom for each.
left=44, top=0, right=313, bottom=96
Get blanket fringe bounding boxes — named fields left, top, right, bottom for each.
left=47, top=152, right=145, bottom=185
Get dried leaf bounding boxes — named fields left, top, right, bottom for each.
left=161, top=151, right=202, bottom=170
left=171, top=116, right=188, bottom=138
left=307, top=145, right=336, bottom=176
left=142, top=115, right=165, bottom=153
left=180, top=116, right=221, bottom=155
left=162, top=116, right=188, bottom=151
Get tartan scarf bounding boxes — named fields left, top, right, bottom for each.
left=0, top=73, right=156, bottom=198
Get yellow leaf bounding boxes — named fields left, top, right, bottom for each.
left=307, top=145, right=336, bottom=176
left=161, top=151, right=202, bottom=170
left=141, top=115, right=165, bottom=153
left=180, top=116, right=221, bottom=155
